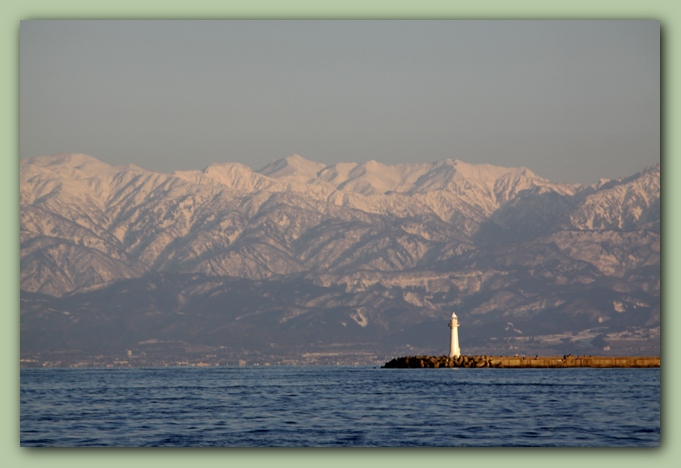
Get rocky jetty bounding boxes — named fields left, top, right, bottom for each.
left=381, top=355, right=660, bottom=369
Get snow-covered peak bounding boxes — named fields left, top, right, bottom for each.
left=404, top=159, right=537, bottom=194
left=317, top=162, right=360, bottom=184
left=204, top=161, right=256, bottom=181
left=201, top=155, right=547, bottom=198
left=20, top=154, right=142, bottom=208
left=560, top=162, right=660, bottom=232
left=258, top=154, right=327, bottom=179
left=23, top=153, right=101, bottom=167
left=172, top=162, right=282, bottom=193
left=327, top=160, right=430, bottom=195
left=443, top=159, right=536, bottom=182
left=21, top=153, right=121, bottom=179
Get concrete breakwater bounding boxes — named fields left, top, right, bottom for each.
left=381, top=355, right=660, bottom=369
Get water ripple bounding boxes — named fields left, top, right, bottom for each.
left=21, top=366, right=659, bottom=447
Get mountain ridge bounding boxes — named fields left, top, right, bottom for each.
left=20, top=154, right=660, bottom=361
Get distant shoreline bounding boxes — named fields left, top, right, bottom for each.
left=382, top=355, right=660, bottom=368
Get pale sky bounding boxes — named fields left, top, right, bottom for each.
left=20, top=20, right=659, bottom=185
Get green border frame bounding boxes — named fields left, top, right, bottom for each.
left=4, top=1, right=675, bottom=466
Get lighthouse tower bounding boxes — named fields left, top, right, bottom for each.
left=448, top=312, right=461, bottom=358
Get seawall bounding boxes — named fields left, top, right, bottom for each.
left=381, top=355, right=660, bottom=369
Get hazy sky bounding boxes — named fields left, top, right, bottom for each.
left=20, top=20, right=659, bottom=185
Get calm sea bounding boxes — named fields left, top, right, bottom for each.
left=20, top=366, right=660, bottom=447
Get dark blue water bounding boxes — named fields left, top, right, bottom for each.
left=20, top=366, right=659, bottom=447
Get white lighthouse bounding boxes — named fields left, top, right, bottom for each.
left=448, top=312, right=461, bottom=358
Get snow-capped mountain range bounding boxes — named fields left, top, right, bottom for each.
left=20, top=154, right=660, bottom=360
